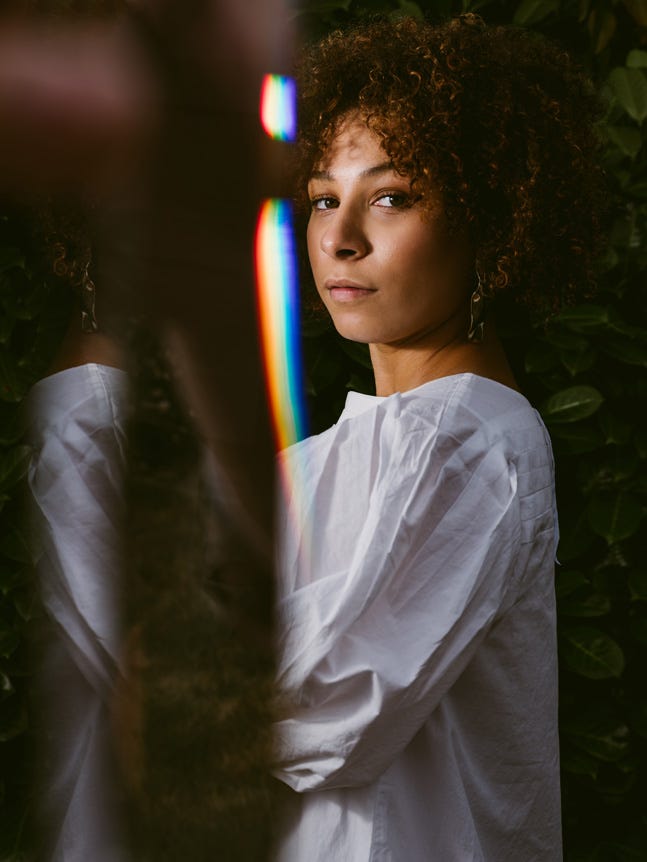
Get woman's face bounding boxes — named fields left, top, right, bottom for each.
left=306, top=116, right=472, bottom=348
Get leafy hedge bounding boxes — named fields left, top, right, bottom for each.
left=0, top=212, right=71, bottom=858
left=0, top=0, right=646, bottom=859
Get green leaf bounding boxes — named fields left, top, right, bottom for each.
left=557, top=516, right=596, bottom=561
left=0, top=528, right=33, bottom=565
left=0, top=247, right=24, bottom=274
left=524, top=340, right=560, bottom=373
left=0, top=312, right=14, bottom=346
left=560, top=746, right=599, bottom=778
left=545, top=329, right=589, bottom=352
left=340, top=340, right=372, bottom=369
left=622, top=0, right=647, bottom=28
left=556, top=569, right=589, bottom=598
left=541, top=385, right=604, bottom=423
left=630, top=700, right=647, bottom=739
left=549, top=424, right=604, bottom=453
left=625, top=177, right=647, bottom=198
left=588, top=7, right=616, bottom=55
left=635, top=429, right=647, bottom=459
left=0, top=446, right=31, bottom=493
left=0, top=563, right=23, bottom=595
left=608, top=68, right=647, bottom=124
left=559, top=593, right=611, bottom=618
left=609, top=450, right=640, bottom=481
left=607, top=126, right=643, bottom=158
left=561, top=347, right=597, bottom=377
left=560, top=626, right=625, bottom=678
left=12, top=590, right=35, bottom=622
left=0, top=672, right=13, bottom=702
left=630, top=615, right=647, bottom=647
left=557, top=304, right=610, bottom=332
left=628, top=569, right=647, bottom=600
left=563, top=713, right=630, bottom=761
left=0, top=628, right=20, bottom=661
left=598, top=244, right=620, bottom=272
left=627, top=49, right=647, bottom=69
left=602, top=337, right=647, bottom=367
left=598, top=412, right=633, bottom=446
left=0, top=699, right=27, bottom=741
left=588, top=492, right=642, bottom=544
left=513, top=0, right=559, bottom=26
left=0, top=406, right=23, bottom=447
left=394, top=0, right=424, bottom=18
left=0, top=350, right=32, bottom=404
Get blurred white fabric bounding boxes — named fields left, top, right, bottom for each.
left=274, top=373, right=562, bottom=862
left=29, top=363, right=130, bottom=862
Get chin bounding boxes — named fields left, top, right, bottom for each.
left=331, top=323, right=373, bottom=344
left=326, top=314, right=374, bottom=344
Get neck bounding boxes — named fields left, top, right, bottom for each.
left=369, top=320, right=519, bottom=396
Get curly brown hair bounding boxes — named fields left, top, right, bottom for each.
left=295, top=14, right=606, bottom=316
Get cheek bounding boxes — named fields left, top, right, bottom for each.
left=306, top=225, right=327, bottom=302
left=306, top=221, right=319, bottom=268
left=408, top=220, right=459, bottom=272
left=396, top=235, right=439, bottom=286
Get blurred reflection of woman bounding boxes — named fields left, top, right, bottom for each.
left=273, top=16, right=604, bottom=862
left=28, top=210, right=130, bottom=862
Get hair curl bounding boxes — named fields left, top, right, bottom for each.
left=34, top=202, right=93, bottom=292
left=295, top=14, right=606, bottom=316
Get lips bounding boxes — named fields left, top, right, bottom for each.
left=324, top=278, right=376, bottom=302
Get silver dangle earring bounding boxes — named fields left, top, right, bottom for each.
left=467, top=271, right=485, bottom=344
left=78, top=261, right=99, bottom=334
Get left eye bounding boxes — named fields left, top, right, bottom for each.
left=374, top=193, right=408, bottom=208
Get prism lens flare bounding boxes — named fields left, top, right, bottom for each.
left=260, top=74, right=297, bottom=142
left=255, top=198, right=308, bottom=450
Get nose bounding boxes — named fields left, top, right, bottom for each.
left=321, top=208, right=369, bottom=259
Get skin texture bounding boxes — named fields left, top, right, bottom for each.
left=307, top=116, right=518, bottom=396
left=46, top=321, right=125, bottom=374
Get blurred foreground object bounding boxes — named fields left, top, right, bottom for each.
left=0, top=14, right=157, bottom=195
left=0, top=2, right=293, bottom=859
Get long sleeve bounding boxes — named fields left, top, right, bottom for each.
left=274, top=386, right=525, bottom=792
left=28, top=363, right=130, bottom=862
left=29, top=363, right=128, bottom=698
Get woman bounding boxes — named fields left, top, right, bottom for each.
left=273, top=15, right=604, bottom=861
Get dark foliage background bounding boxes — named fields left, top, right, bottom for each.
left=0, top=0, right=646, bottom=859
left=0, top=211, right=72, bottom=860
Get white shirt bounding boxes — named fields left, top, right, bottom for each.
left=274, top=373, right=562, bottom=861
left=29, top=363, right=130, bottom=862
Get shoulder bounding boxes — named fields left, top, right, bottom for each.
left=28, top=363, right=129, bottom=444
left=281, top=373, right=554, bottom=480
left=343, top=374, right=550, bottom=467
left=392, top=375, right=556, bottom=506
left=395, top=374, right=543, bottom=445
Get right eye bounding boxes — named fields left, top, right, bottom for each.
left=310, top=196, right=339, bottom=211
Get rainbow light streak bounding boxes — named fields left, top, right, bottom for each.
left=260, top=74, right=297, bottom=142
left=255, top=198, right=308, bottom=451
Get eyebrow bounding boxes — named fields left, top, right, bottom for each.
left=309, top=161, right=396, bottom=181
